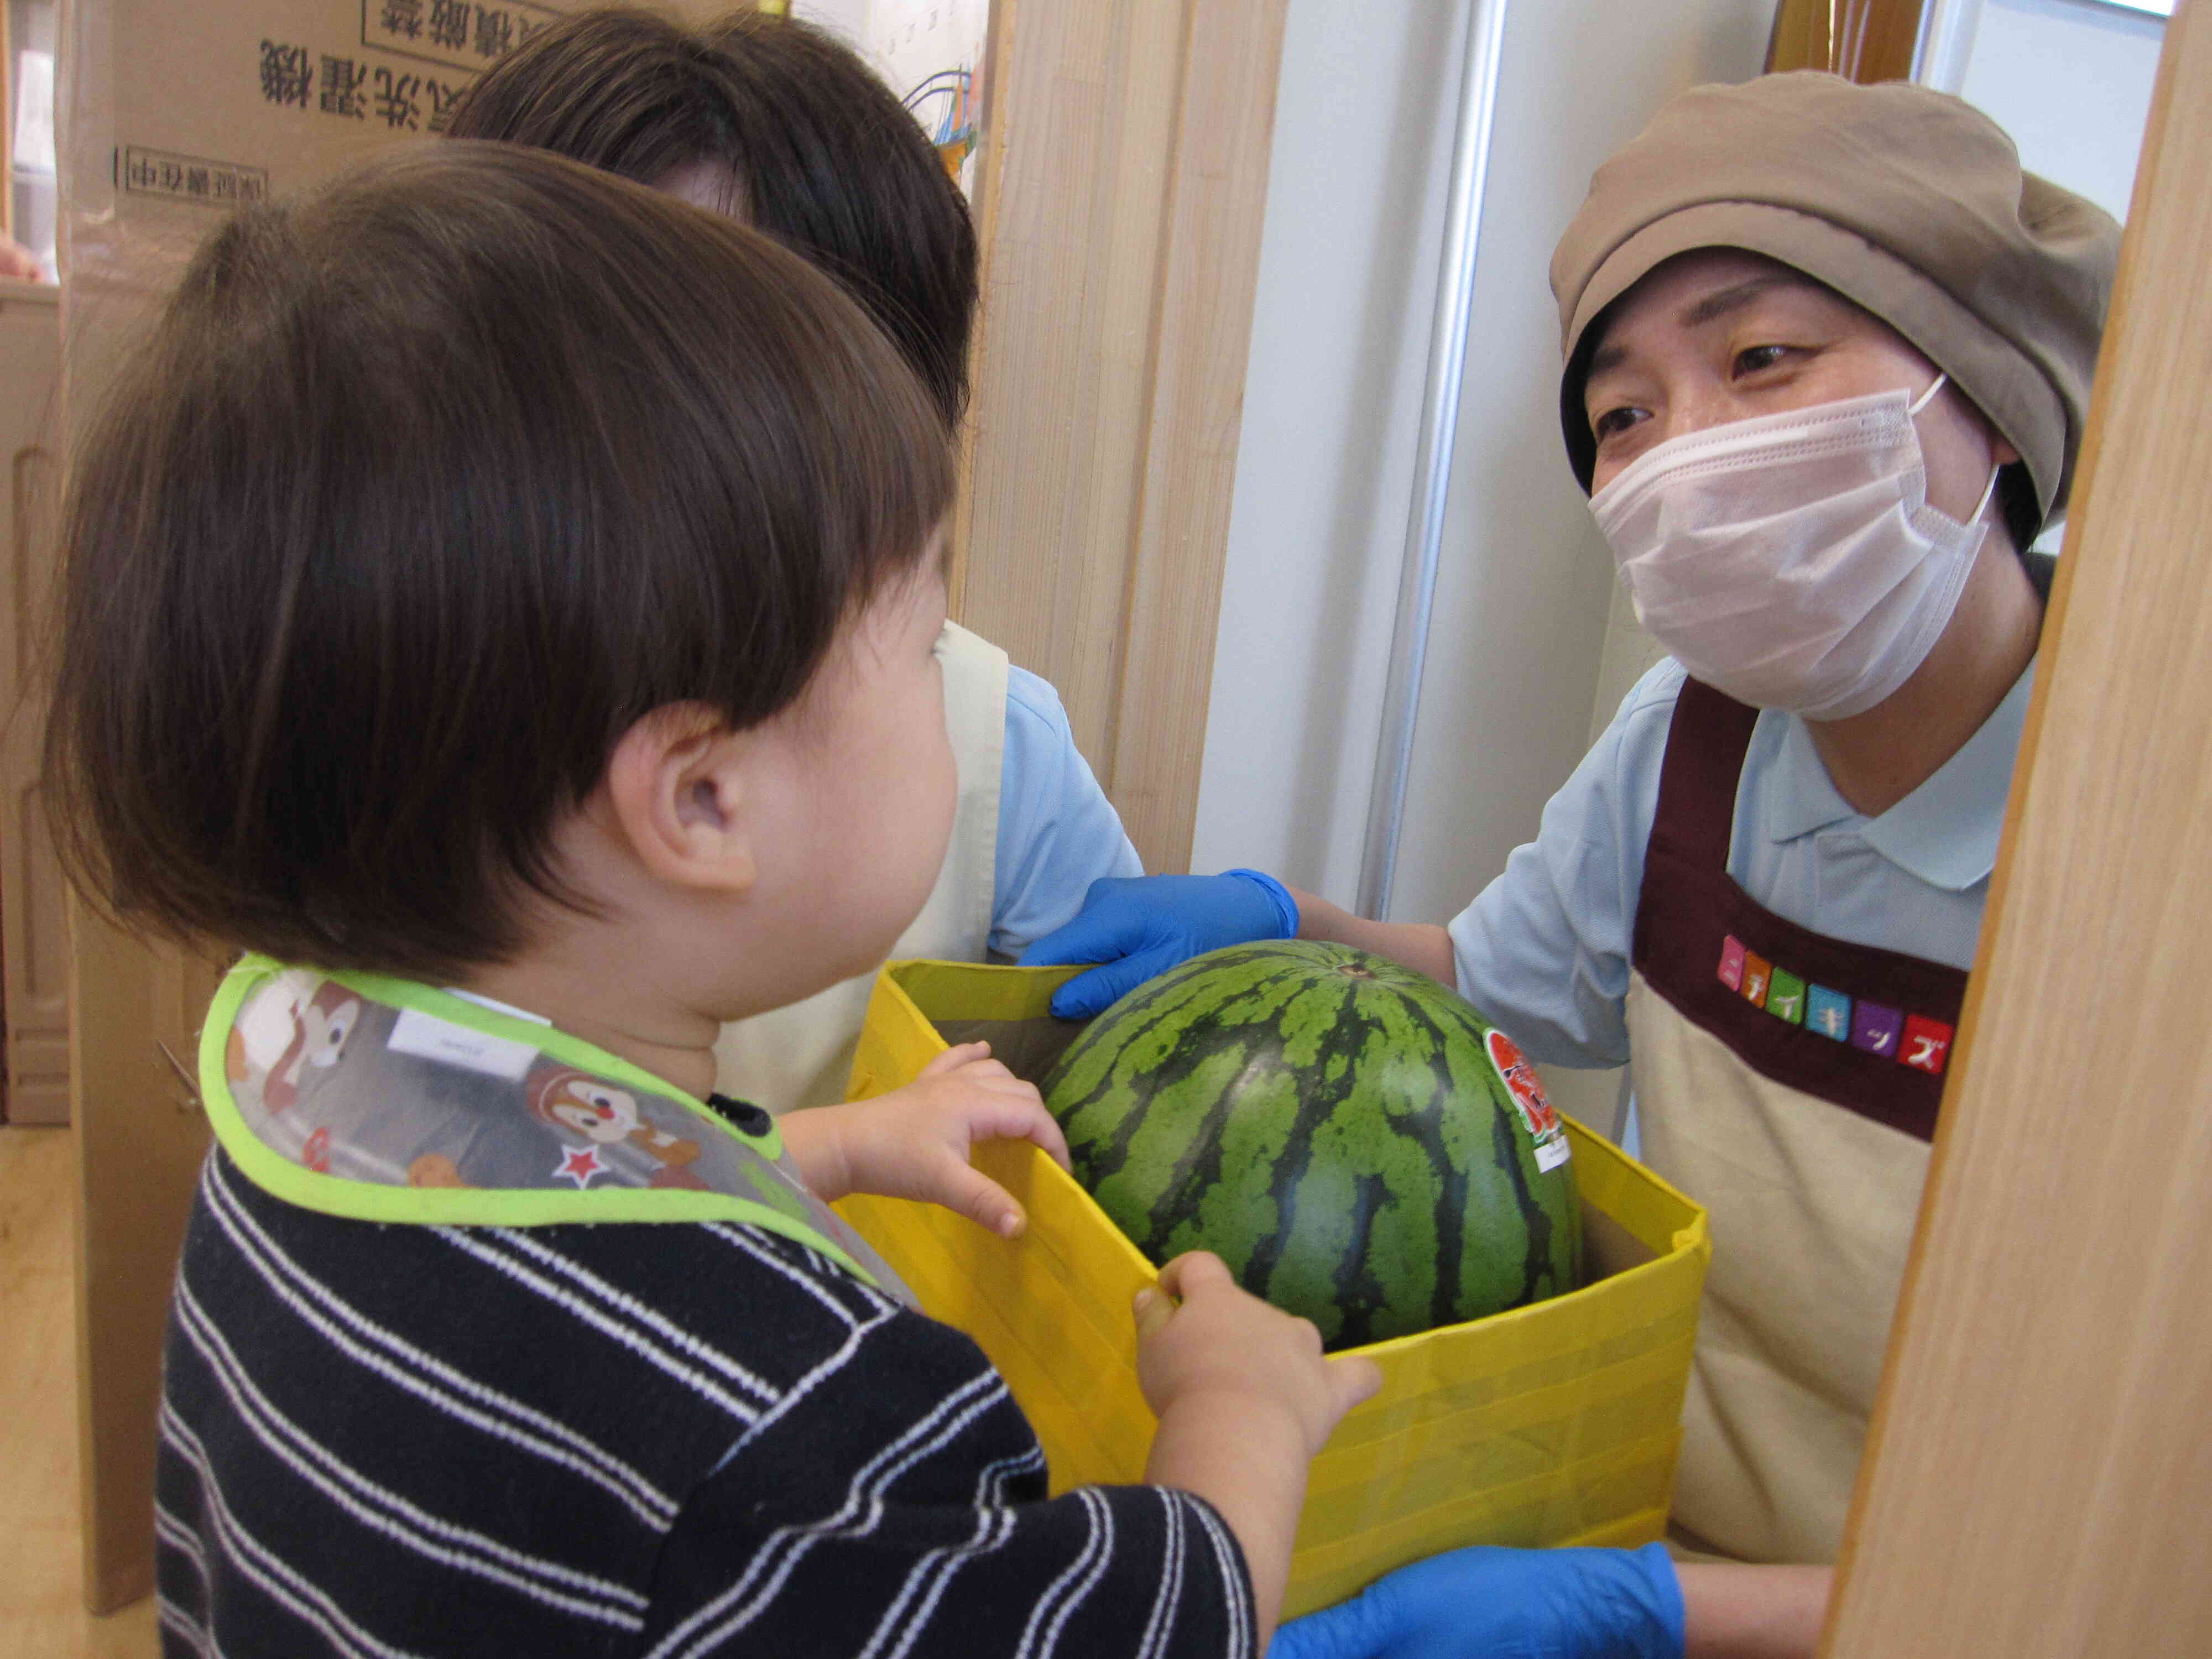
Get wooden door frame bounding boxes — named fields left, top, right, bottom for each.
left=952, top=0, right=1291, bottom=874
left=1822, top=3, right=2212, bottom=1651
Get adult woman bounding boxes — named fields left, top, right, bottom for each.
left=1026, top=72, right=2119, bottom=1656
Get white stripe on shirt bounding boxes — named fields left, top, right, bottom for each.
left=858, top=1447, right=1044, bottom=1659
left=1016, top=1485, right=1117, bottom=1659
left=200, top=1157, right=676, bottom=1528
left=160, top=1402, right=434, bottom=1659
left=1186, top=1494, right=1253, bottom=1659
left=1136, top=1487, right=1187, bottom=1659
left=653, top=1366, right=1011, bottom=1659
left=447, top=1225, right=779, bottom=1405
left=172, top=1277, right=648, bottom=1626
left=705, top=1220, right=869, bottom=1326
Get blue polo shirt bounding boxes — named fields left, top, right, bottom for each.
left=1447, top=656, right=2035, bottom=1070
left=991, top=665, right=1145, bottom=956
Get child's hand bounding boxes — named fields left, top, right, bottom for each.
left=1135, top=1252, right=1380, bottom=1456
left=781, top=1043, right=1071, bottom=1237
left=1136, top=1252, right=1382, bottom=1647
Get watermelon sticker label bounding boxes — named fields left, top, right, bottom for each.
left=1484, top=1030, right=1571, bottom=1172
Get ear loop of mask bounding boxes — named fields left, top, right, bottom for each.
left=1911, top=371, right=2002, bottom=528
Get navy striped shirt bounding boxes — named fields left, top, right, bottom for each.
left=156, top=1149, right=1253, bottom=1657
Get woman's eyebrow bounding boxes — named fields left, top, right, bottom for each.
left=1677, top=271, right=1821, bottom=331
left=1585, top=271, right=1826, bottom=385
left=1587, top=340, right=1631, bottom=379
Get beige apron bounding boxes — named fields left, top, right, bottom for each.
left=711, top=620, right=1006, bottom=1112
left=1626, top=680, right=1966, bottom=1566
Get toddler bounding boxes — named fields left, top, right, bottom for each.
left=45, top=146, right=1375, bottom=1657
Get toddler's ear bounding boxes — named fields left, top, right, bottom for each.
left=604, top=704, right=758, bottom=894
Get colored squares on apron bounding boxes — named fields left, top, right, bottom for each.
left=1741, top=951, right=1772, bottom=1008
left=1717, top=936, right=1951, bottom=1076
left=1900, top=1014, right=1954, bottom=1076
left=1718, top=935, right=1747, bottom=992
left=1764, top=968, right=1806, bottom=1026
left=1805, top=984, right=1852, bottom=1041
left=1850, top=1001, right=1903, bottom=1058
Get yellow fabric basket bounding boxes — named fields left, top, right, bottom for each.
left=837, top=959, right=1710, bottom=1619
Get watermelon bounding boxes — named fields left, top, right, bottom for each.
left=1041, top=940, right=1582, bottom=1349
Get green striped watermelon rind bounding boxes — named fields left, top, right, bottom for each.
left=1040, top=940, right=1584, bottom=1350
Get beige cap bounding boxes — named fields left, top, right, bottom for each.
left=1550, top=72, right=2119, bottom=527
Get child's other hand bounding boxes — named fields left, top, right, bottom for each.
left=790, top=1043, right=1071, bottom=1237
left=1135, top=1251, right=1380, bottom=1458
left=1136, top=1253, right=1382, bottom=1646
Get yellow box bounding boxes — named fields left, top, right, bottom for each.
left=837, top=959, right=1710, bottom=1618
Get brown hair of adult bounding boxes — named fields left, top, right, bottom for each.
left=43, top=143, right=952, bottom=982
left=446, top=6, right=979, bottom=430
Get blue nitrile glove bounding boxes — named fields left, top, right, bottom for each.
left=1269, top=1543, right=1684, bottom=1659
left=1018, top=870, right=1299, bottom=1020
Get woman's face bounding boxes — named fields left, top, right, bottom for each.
left=1580, top=248, right=2016, bottom=520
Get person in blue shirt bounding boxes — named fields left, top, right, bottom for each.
left=448, top=8, right=1140, bottom=1114
left=1024, top=74, right=2118, bottom=1658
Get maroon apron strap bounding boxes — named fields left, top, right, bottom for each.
left=1645, top=678, right=1761, bottom=875
left=1632, top=680, right=1968, bottom=1144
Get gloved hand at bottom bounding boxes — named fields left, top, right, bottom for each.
left=1268, top=1543, right=1683, bottom=1659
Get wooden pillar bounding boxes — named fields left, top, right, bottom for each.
left=1766, top=0, right=1927, bottom=81
left=953, top=0, right=1290, bottom=874
left=1823, top=4, right=2212, bottom=1653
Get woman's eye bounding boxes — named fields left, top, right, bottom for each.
left=1591, top=405, right=1645, bottom=442
left=1733, top=344, right=1791, bottom=376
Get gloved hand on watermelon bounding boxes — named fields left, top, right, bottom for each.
left=1266, top=1543, right=1684, bottom=1659
left=1020, top=869, right=1300, bottom=1018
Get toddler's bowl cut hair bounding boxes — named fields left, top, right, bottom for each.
left=45, top=143, right=953, bottom=982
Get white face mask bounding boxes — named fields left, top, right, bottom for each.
left=1588, top=375, right=1999, bottom=720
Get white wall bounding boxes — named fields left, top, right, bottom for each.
left=1957, top=0, right=2164, bottom=223
left=791, top=0, right=870, bottom=42
left=1192, top=0, right=1770, bottom=925
left=1187, top=0, right=1459, bottom=901
left=789, top=0, right=987, bottom=192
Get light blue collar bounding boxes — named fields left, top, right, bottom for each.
left=1756, top=659, right=2037, bottom=893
